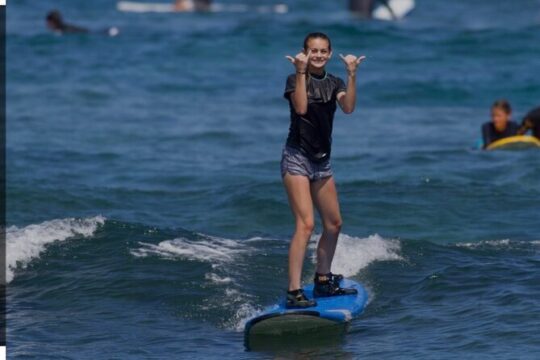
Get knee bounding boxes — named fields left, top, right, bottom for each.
left=296, top=218, right=315, bottom=237
left=325, top=218, right=342, bottom=234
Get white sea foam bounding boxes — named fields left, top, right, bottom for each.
left=229, top=303, right=264, bottom=332
left=6, top=216, right=106, bottom=284
left=108, top=27, right=120, bottom=37
left=205, top=272, right=232, bottom=284
left=456, top=239, right=540, bottom=249
left=456, top=239, right=510, bottom=248
left=131, top=233, right=257, bottom=310
left=132, top=234, right=270, bottom=332
left=130, top=234, right=250, bottom=263
left=310, top=233, right=402, bottom=277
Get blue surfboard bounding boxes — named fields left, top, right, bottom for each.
left=244, top=279, right=368, bottom=340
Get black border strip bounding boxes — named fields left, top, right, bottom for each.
left=0, top=2, right=6, bottom=348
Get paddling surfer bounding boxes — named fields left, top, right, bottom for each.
left=45, top=10, right=119, bottom=36
left=46, top=10, right=88, bottom=34
left=481, top=99, right=520, bottom=149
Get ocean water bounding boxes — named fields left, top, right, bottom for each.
left=6, top=0, right=540, bottom=358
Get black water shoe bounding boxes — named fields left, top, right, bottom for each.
left=286, top=289, right=317, bottom=309
left=330, top=272, right=344, bottom=284
left=313, top=273, right=357, bottom=298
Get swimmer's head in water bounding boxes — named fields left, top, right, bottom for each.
left=196, top=0, right=211, bottom=10
left=46, top=10, right=64, bottom=30
left=303, top=32, right=332, bottom=72
left=491, top=99, right=512, bottom=132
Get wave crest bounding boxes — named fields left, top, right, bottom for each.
left=6, top=216, right=106, bottom=283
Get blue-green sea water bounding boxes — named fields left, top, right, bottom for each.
left=6, top=0, right=540, bottom=358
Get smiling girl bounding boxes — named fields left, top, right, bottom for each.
left=281, top=32, right=365, bottom=308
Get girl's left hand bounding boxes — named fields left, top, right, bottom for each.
left=339, top=54, right=366, bottom=75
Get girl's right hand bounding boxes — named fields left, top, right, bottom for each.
left=285, top=49, right=312, bottom=73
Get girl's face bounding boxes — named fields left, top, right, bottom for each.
left=491, top=107, right=511, bottom=132
left=305, top=38, right=332, bottom=70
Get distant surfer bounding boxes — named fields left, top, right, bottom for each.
left=349, top=0, right=394, bottom=19
left=46, top=10, right=119, bottom=36
left=46, top=10, right=88, bottom=34
left=481, top=100, right=519, bottom=149
left=282, top=32, right=365, bottom=308
left=174, top=0, right=211, bottom=12
left=518, top=106, right=540, bottom=140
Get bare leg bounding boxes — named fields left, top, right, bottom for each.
left=310, top=176, right=342, bottom=275
left=283, top=174, right=314, bottom=291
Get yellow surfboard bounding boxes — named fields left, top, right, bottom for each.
left=486, top=135, right=540, bottom=150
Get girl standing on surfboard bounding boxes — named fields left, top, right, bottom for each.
left=282, top=32, right=365, bottom=308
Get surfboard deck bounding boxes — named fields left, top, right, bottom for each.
left=373, top=0, right=415, bottom=21
left=117, top=1, right=288, bottom=14
left=486, top=135, right=540, bottom=150
left=244, top=278, right=368, bottom=341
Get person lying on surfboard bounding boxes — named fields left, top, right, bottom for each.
left=46, top=10, right=119, bottom=36
left=46, top=10, right=88, bottom=34
left=282, top=32, right=365, bottom=308
left=174, top=0, right=211, bottom=12
left=518, top=106, right=540, bottom=140
left=481, top=99, right=519, bottom=149
left=348, top=0, right=395, bottom=19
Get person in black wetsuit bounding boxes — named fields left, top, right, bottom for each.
left=348, top=0, right=393, bottom=19
left=46, top=10, right=119, bottom=36
left=46, top=10, right=88, bottom=34
left=281, top=32, right=366, bottom=308
left=481, top=99, right=519, bottom=149
left=518, top=106, right=540, bottom=139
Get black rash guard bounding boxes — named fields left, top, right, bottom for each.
left=521, top=107, right=540, bottom=139
left=284, top=72, right=346, bottom=163
left=481, top=121, right=519, bottom=148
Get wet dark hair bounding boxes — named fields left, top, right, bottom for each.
left=492, top=99, right=512, bottom=114
left=303, top=32, right=332, bottom=51
left=46, top=10, right=64, bottom=27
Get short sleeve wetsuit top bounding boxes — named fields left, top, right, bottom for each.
left=521, top=107, right=540, bottom=139
left=481, top=121, right=520, bottom=148
left=283, top=71, right=346, bottom=163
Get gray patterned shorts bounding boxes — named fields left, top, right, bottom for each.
left=280, top=146, right=333, bottom=182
